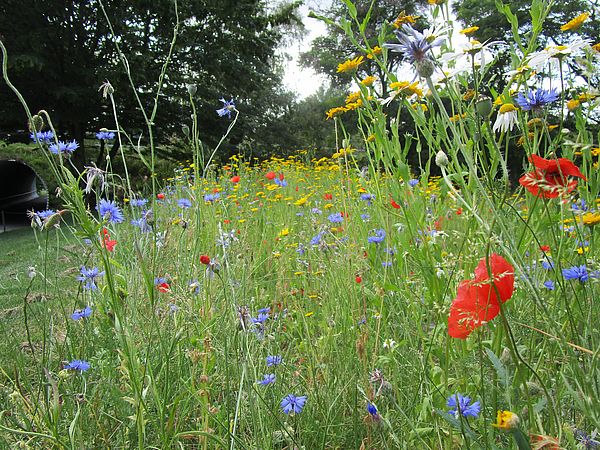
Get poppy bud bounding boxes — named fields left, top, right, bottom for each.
left=475, top=95, right=493, bottom=118
left=186, top=83, right=197, bottom=96
left=29, top=114, right=44, bottom=133
left=435, top=150, right=449, bottom=168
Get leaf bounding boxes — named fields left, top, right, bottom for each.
left=485, top=347, right=508, bottom=387
left=435, top=409, right=477, bottom=440
left=341, top=0, right=357, bottom=19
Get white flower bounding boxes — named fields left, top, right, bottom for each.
left=441, top=40, right=505, bottom=75
left=525, top=38, right=591, bottom=71
left=493, top=104, right=519, bottom=133
left=383, top=338, right=397, bottom=350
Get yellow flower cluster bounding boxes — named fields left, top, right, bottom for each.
left=337, top=56, right=364, bottom=73
left=393, top=12, right=419, bottom=28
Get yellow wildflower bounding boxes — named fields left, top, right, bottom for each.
left=345, top=99, right=363, bottom=110
left=411, top=102, right=428, bottom=111
left=326, top=106, right=348, bottom=120
left=567, top=99, right=580, bottom=110
left=393, top=12, right=419, bottom=28
left=389, top=81, right=423, bottom=97
left=580, top=212, right=600, bottom=226
left=337, top=56, right=364, bottom=73
left=360, top=75, right=377, bottom=86
left=345, top=91, right=361, bottom=104
left=449, top=112, right=467, bottom=122
left=366, top=134, right=376, bottom=142
left=459, top=26, right=479, bottom=35
left=593, top=43, right=600, bottom=52
left=560, top=12, right=589, bottom=32
left=591, top=147, right=600, bottom=157
left=294, top=196, right=308, bottom=206
left=278, top=228, right=290, bottom=237
left=492, top=411, right=520, bottom=430
left=462, top=89, right=476, bottom=101
left=366, top=46, right=382, bottom=59
left=428, top=0, right=445, bottom=4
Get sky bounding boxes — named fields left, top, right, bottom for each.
left=281, top=0, right=330, bottom=100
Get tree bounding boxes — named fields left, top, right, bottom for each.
left=0, top=0, right=303, bottom=167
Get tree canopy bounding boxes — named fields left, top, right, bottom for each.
left=0, top=0, right=303, bottom=164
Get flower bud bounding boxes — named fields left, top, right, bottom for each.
left=28, top=114, right=44, bottom=133
left=181, top=124, right=190, bottom=137
left=435, top=150, right=449, bottom=167
left=415, top=59, right=435, bottom=78
left=186, top=83, right=197, bottom=96
left=476, top=95, right=493, bottom=118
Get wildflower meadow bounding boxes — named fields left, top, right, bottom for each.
left=1, top=0, right=599, bottom=448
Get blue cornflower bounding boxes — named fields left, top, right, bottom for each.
left=447, top=393, right=481, bottom=419
left=328, top=212, right=343, bottom=223
left=258, top=307, right=271, bottom=314
left=130, top=198, right=148, bottom=207
left=360, top=193, right=375, bottom=205
left=49, top=140, right=79, bottom=155
left=543, top=280, right=556, bottom=290
left=575, top=429, right=599, bottom=449
left=563, top=265, right=589, bottom=282
left=381, top=261, right=393, bottom=267
left=384, top=24, right=444, bottom=77
left=65, top=359, right=90, bottom=372
left=131, top=214, right=152, bottom=233
left=216, top=98, right=236, bottom=118
left=188, top=280, right=200, bottom=295
left=280, top=394, right=307, bottom=415
left=408, top=179, right=419, bottom=187
left=177, top=198, right=192, bottom=209
left=96, top=131, right=115, bottom=140
left=515, top=89, right=559, bottom=111
left=204, top=192, right=221, bottom=203
left=310, top=232, right=324, bottom=246
left=311, top=207, right=322, bottom=215
left=274, top=178, right=288, bottom=187
left=296, top=243, right=306, bottom=255
left=368, top=228, right=386, bottom=244
left=71, top=306, right=93, bottom=321
left=266, top=355, right=282, bottom=366
left=361, top=213, right=370, bottom=222
left=257, top=374, right=276, bottom=386
left=97, top=199, right=124, bottom=224
left=30, top=130, right=55, bottom=144
left=541, top=259, right=554, bottom=270
left=77, top=266, right=104, bottom=291
left=366, top=403, right=380, bottom=421
left=252, top=312, right=269, bottom=324
left=36, top=209, right=56, bottom=220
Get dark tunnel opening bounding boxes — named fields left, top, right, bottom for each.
left=0, top=159, right=48, bottom=231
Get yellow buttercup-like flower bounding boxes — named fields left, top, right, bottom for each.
left=459, top=26, right=479, bottom=35
left=360, top=75, right=377, bottom=86
left=492, top=410, right=520, bottom=430
left=561, top=12, right=589, bottom=31
left=337, top=56, right=364, bottom=73
left=393, top=12, right=419, bottom=28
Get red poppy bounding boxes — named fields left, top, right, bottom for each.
left=390, top=199, right=401, bottom=209
left=200, top=255, right=211, bottom=265
left=448, top=254, right=514, bottom=339
left=324, top=193, right=333, bottom=200
left=230, top=175, right=240, bottom=183
left=519, top=154, right=586, bottom=199
left=540, top=245, right=550, bottom=253
left=355, top=275, right=362, bottom=284
left=265, top=171, right=276, bottom=180
left=157, top=282, right=170, bottom=293
left=101, top=228, right=117, bottom=252
left=157, top=193, right=165, bottom=200
left=278, top=172, right=285, bottom=181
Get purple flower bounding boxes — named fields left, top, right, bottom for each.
left=563, top=265, right=589, bottom=282
left=447, top=393, right=480, bottom=418
left=97, top=199, right=124, bottom=224
left=368, top=228, right=386, bottom=244
left=266, top=355, right=282, bottom=366
left=216, top=98, right=236, bottom=118
left=36, top=209, right=56, bottom=220
left=408, top=179, right=419, bottom=187
left=31, top=130, right=55, bottom=144
left=65, top=359, right=90, bottom=372
left=274, top=178, right=288, bottom=187
left=204, top=192, right=221, bottom=203
left=543, top=280, right=555, bottom=290
left=280, top=394, right=307, bottom=415
left=360, top=213, right=370, bottom=222
left=257, top=374, right=276, bottom=385
left=515, top=89, right=559, bottom=111
left=130, top=198, right=148, bottom=207
left=96, top=131, right=115, bottom=140
left=177, top=198, right=192, bottom=209
left=71, top=306, right=93, bottom=320
left=77, top=266, right=104, bottom=291
left=49, top=140, right=79, bottom=155
left=328, top=212, right=343, bottom=223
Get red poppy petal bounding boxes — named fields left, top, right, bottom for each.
left=557, top=158, right=586, bottom=180
left=448, top=281, right=501, bottom=339
left=473, top=254, right=514, bottom=303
